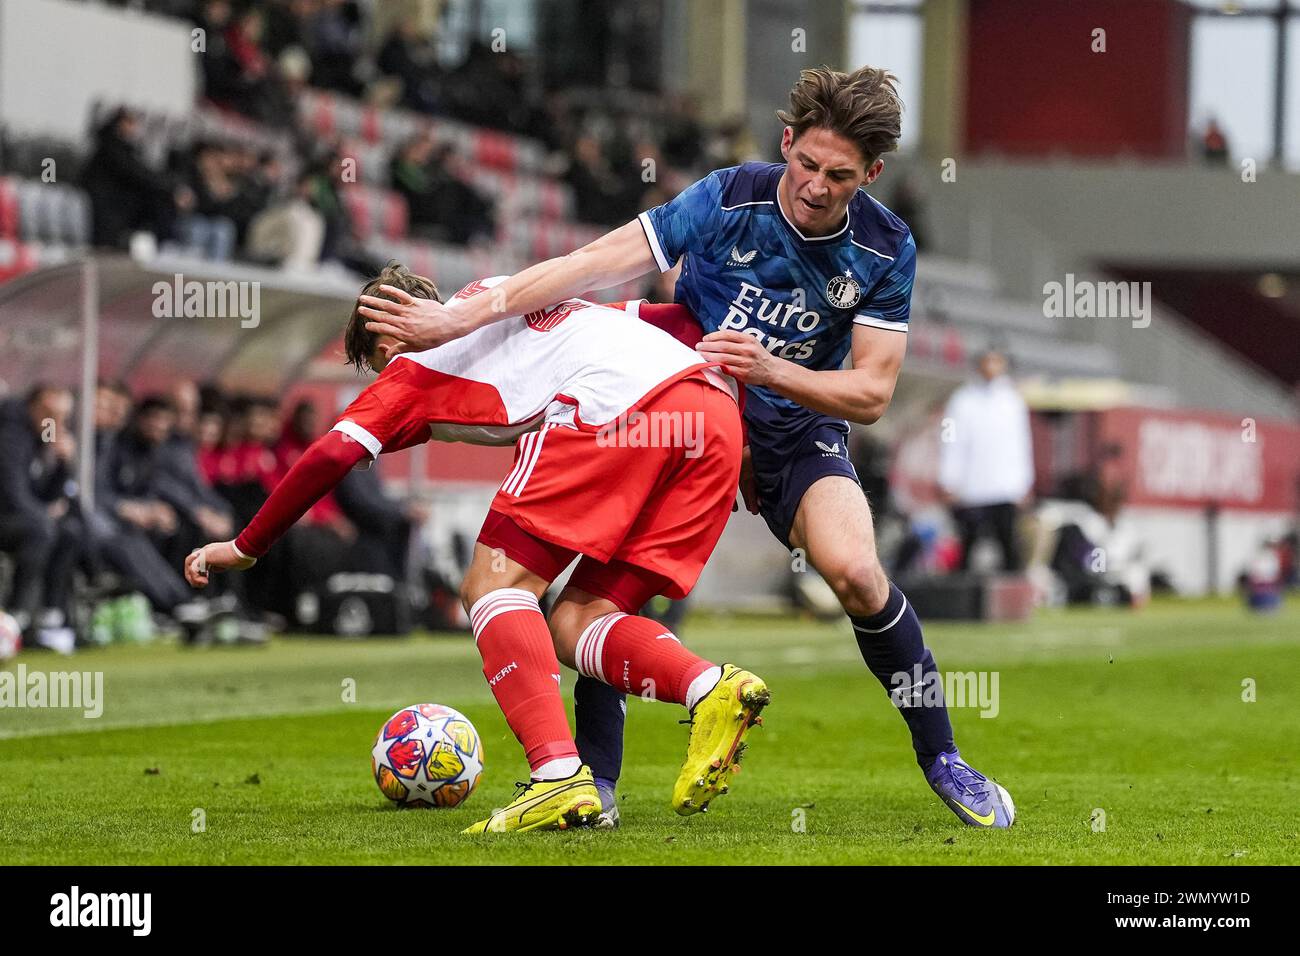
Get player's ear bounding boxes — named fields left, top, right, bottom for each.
left=369, top=344, right=391, bottom=373
left=779, top=126, right=794, bottom=159
left=863, top=158, right=884, bottom=186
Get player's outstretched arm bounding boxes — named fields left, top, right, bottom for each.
left=696, top=324, right=906, bottom=426
left=184, top=431, right=369, bottom=588
left=359, top=219, right=658, bottom=353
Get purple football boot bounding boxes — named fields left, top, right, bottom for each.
left=925, top=750, right=1015, bottom=828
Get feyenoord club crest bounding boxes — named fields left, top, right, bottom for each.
left=826, top=271, right=861, bottom=309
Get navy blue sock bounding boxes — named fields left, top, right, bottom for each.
left=574, top=674, right=626, bottom=787
left=850, top=582, right=955, bottom=770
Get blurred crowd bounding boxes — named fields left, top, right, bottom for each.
left=0, top=381, right=433, bottom=653
left=85, top=105, right=393, bottom=274
left=66, top=0, right=756, bottom=274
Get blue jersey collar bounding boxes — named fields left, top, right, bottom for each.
left=775, top=183, right=850, bottom=244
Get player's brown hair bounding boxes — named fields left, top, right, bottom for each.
left=344, top=262, right=442, bottom=373
left=776, top=66, right=903, bottom=167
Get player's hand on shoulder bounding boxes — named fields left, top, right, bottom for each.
left=696, top=330, right=776, bottom=386
left=184, top=540, right=256, bottom=588
left=358, top=284, right=475, bottom=351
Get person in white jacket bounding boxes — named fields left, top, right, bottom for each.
left=938, top=348, right=1034, bottom=571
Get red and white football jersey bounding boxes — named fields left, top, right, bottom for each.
left=332, top=276, right=731, bottom=459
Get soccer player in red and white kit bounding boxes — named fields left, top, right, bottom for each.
left=184, top=264, right=769, bottom=833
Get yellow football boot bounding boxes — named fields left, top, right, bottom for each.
left=672, top=665, right=770, bottom=815
left=462, top=765, right=601, bottom=834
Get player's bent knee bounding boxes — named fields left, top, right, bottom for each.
left=824, top=558, right=891, bottom=616
left=548, top=589, right=621, bottom=670
left=458, top=562, right=514, bottom=613
left=546, top=601, right=584, bottom=667
left=459, top=543, right=551, bottom=612
left=458, top=577, right=477, bottom=615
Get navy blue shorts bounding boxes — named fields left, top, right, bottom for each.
left=747, top=406, right=860, bottom=547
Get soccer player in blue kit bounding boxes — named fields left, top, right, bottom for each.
left=359, top=66, right=1015, bottom=830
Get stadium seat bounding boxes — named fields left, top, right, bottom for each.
left=0, top=178, right=18, bottom=239
left=368, top=238, right=519, bottom=295
left=297, top=88, right=548, bottom=178
left=350, top=140, right=392, bottom=186
left=302, top=88, right=337, bottom=139
left=342, top=184, right=409, bottom=242
left=469, top=128, right=518, bottom=173
left=14, top=180, right=43, bottom=241
left=499, top=217, right=602, bottom=260
left=379, top=109, right=418, bottom=148
left=5, top=179, right=92, bottom=247
left=466, top=167, right=573, bottom=222
left=0, top=236, right=67, bottom=283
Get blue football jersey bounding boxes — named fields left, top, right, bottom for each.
left=638, top=161, right=915, bottom=428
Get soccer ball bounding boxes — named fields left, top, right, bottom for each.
left=371, top=703, right=484, bottom=808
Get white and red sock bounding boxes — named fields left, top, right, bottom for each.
left=573, top=613, right=718, bottom=708
left=469, top=588, right=579, bottom=780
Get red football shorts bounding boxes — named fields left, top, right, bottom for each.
left=477, top=373, right=741, bottom=609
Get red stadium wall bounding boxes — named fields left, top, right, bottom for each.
left=1093, top=407, right=1300, bottom=513
left=964, top=0, right=1191, bottom=159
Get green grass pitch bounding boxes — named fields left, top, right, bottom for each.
left=1, top=598, right=1296, bottom=864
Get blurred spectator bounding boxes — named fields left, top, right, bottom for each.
left=630, top=137, right=672, bottom=211
left=1241, top=537, right=1284, bottom=612
left=890, top=175, right=927, bottom=251
left=247, top=170, right=326, bottom=269
left=567, top=134, right=628, bottom=226
left=1281, top=531, right=1299, bottom=589
left=157, top=381, right=235, bottom=545
left=196, top=0, right=242, bottom=104
left=277, top=43, right=314, bottom=100
left=705, top=115, right=762, bottom=169
left=377, top=19, right=443, bottom=114
left=938, top=347, right=1034, bottom=572
left=228, top=396, right=282, bottom=506
left=202, top=4, right=294, bottom=123
left=93, top=395, right=229, bottom=640
left=444, top=42, right=540, bottom=134
left=98, top=401, right=181, bottom=574
left=1041, top=444, right=1147, bottom=606
left=94, top=380, right=133, bottom=451
left=201, top=395, right=290, bottom=617
left=195, top=393, right=227, bottom=476
left=262, top=0, right=313, bottom=58
left=390, top=138, right=494, bottom=244
left=536, top=90, right=579, bottom=155
left=334, top=456, right=428, bottom=588
left=273, top=399, right=354, bottom=539
left=82, top=108, right=189, bottom=250
left=261, top=398, right=358, bottom=621
left=660, top=94, right=704, bottom=170
left=302, top=148, right=382, bottom=273
left=1200, top=117, right=1230, bottom=165
left=181, top=142, right=241, bottom=260
left=233, top=149, right=286, bottom=242
left=225, top=8, right=272, bottom=103
left=0, top=386, right=82, bottom=651
left=168, top=139, right=285, bottom=259
left=306, top=0, right=364, bottom=96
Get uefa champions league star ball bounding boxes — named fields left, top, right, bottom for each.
left=371, top=703, right=484, bottom=808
